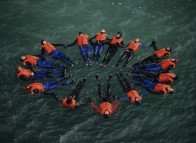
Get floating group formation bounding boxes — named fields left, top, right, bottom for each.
left=16, top=29, right=178, bottom=119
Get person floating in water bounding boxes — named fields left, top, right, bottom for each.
left=41, top=40, right=76, bottom=67
left=130, top=78, right=174, bottom=95
left=23, top=77, right=74, bottom=94
left=20, top=55, right=62, bottom=69
left=131, top=58, right=178, bottom=73
left=67, top=32, right=93, bottom=66
left=116, top=73, right=143, bottom=105
left=89, top=75, right=118, bottom=119
left=16, top=65, right=70, bottom=81
left=129, top=71, right=177, bottom=84
left=115, top=38, right=151, bottom=68
left=89, top=29, right=109, bottom=63
left=102, top=32, right=124, bottom=66
left=133, top=40, right=172, bottom=66
left=54, top=79, right=91, bottom=109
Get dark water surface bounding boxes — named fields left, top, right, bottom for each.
left=0, top=0, right=196, bottom=143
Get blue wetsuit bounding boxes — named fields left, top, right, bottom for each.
left=35, top=59, right=55, bottom=68
left=67, top=38, right=92, bottom=64
left=92, top=44, right=104, bottom=62
left=41, top=44, right=75, bottom=67
left=33, top=69, right=64, bottom=79
left=135, top=63, right=162, bottom=72
left=43, top=78, right=70, bottom=91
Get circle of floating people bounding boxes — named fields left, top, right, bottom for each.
left=16, top=29, right=178, bottom=119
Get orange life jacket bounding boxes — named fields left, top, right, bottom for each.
left=96, top=32, right=108, bottom=42
left=154, top=48, right=170, bottom=58
left=41, top=42, right=56, bottom=54
left=154, top=84, right=172, bottom=95
left=62, top=98, right=76, bottom=109
left=23, top=55, right=39, bottom=66
left=99, top=102, right=113, bottom=115
left=110, top=36, right=123, bottom=47
left=127, top=40, right=141, bottom=52
left=17, top=68, right=32, bottom=79
left=160, top=59, right=176, bottom=70
left=77, top=34, right=89, bottom=46
left=28, top=83, right=44, bottom=93
left=158, top=73, right=175, bottom=83
left=127, top=90, right=142, bottom=104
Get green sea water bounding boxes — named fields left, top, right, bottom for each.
left=0, top=0, right=196, bottom=143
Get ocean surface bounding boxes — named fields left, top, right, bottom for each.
left=0, top=0, right=196, bottom=143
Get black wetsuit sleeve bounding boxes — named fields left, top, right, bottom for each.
left=89, top=35, right=97, bottom=40
left=41, top=48, right=45, bottom=56
left=52, top=43, right=64, bottom=47
left=67, top=39, right=77, bottom=47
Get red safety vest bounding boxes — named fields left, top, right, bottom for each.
left=158, top=73, right=175, bottom=83
left=17, top=68, right=32, bottom=79
left=127, top=40, right=141, bottom=52
left=154, top=48, right=170, bottom=58
left=127, top=90, right=142, bottom=104
left=23, top=55, right=39, bottom=66
left=28, top=83, right=44, bottom=93
left=41, top=42, right=56, bottom=54
left=96, top=32, right=108, bottom=42
left=99, top=102, right=113, bottom=115
left=77, top=34, right=89, bottom=46
left=160, top=59, right=176, bottom=70
left=110, top=37, right=123, bottom=47
left=154, top=84, right=172, bottom=95
left=62, top=98, right=76, bottom=109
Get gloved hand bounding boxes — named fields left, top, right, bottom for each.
left=151, top=39, right=156, bottom=45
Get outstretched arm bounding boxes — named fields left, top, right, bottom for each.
left=67, top=39, right=77, bottom=47
left=90, top=102, right=100, bottom=113
left=112, top=100, right=118, bottom=112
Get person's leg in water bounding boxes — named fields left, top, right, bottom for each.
left=92, top=44, right=99, bottom=61
left=95, top=75, right=104, bottom=102
left=33, top=70, right=47, bottom=80
left=79, top=46, right=89, bottom=64
left=116, top=73, right=128, bottom=93
left=115, top=50, right=128, bottom=67
left=68, top=79, right=86, bottom=101
left=119, top=73, right=133, bottom=91
left=104, top=75, right=113, bottom=102
left=140, top=80, right=156, bottom=92
left=102, top=47, right=111, bottom=64
left=36, top=59, right=55, bottom=69
left=104, top=47, right=117, bottom=65
left=84, top=45, right=92, bottom=64
left=45, top=68, right=71, bottom=79
left=96, top=45, right=104, bottom=62
left=122, top=50, right=135, bottom=68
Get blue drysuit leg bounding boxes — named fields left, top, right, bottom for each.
left=33, top=70, right=47, bottom=79
left=36, top=59, right=54, bottom=68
